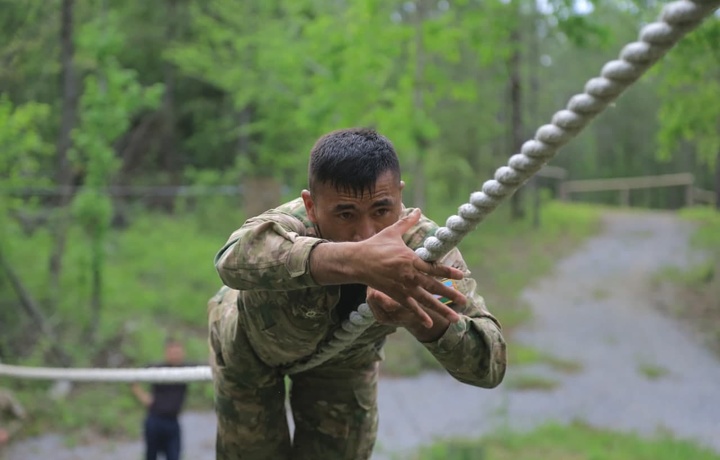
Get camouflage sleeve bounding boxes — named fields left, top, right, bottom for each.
left=214, top=210, right=327, bottom=291
left=421, top=248, right=507, bottom=389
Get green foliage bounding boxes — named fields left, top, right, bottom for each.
left=180, top=167, right=247, bottom=234
left=656, top=18, right=720, bottom=168
left=411, top=422, right=720, bottom=460
left=63, top=10, right=166, bottom=336
left=0, top=98, right=52, bottom=224
left=3, top=0, right=719, bottom=443
left=681, top=206, right=720, bottom=255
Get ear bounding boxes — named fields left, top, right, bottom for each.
left=301, top=190, right=318, bottom=223
left=399, top=180, right=405, bottom=192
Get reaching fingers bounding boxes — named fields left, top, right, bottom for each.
left=418, top=288, right=461, bottom=323
left=418, top=260, right=465, bottom=280
left=402, top=295, right=434, bottom=328
left=427, top=276, right=467, bottom=307
left=385, top=208, right=422, bottom=236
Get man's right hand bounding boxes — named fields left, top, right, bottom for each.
left=353, top=209, right=465, bottom=328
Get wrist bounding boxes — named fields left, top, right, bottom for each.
left=310, top=241, right=364, bottom=285
left=407, top=317, right=451, bottom=343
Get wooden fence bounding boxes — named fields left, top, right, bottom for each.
left=554, top=172, right=716, bottom=207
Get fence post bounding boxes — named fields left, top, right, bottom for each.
left=558, top=182, right=568, bottom=201
left=685, top=184, right=694, bottom=207
left=619, top=188, right=630, bottom=207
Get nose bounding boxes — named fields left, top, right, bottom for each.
left=352, top=218, right=377, bottom=242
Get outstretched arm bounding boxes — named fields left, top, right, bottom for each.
left=215, top=207, right=466, bottom=325
left=310, top=209, right=465, bottom=326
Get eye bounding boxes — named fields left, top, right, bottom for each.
left=338, top=212, right=354, bottom=221
left=375, top=208, right=391, bottom=217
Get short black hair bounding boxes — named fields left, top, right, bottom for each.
left=308, top=128, right=401, bottom=196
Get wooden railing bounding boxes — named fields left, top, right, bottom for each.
left=538, top=169, right=716, bottom=207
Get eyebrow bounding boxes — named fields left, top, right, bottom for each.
left=331, top=198, right=394, bottom=213
left=371, top=198, right=394, bottom=208
left=332, top=203, right=357, bottom=212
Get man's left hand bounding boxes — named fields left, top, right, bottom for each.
left=366, top=287, right=453, bottom=343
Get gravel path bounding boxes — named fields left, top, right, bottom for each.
left=6, top=210, right=719, bottom=459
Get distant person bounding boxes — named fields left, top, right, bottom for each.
left=0, top=388, right=26, bottom=457
left=132, top=338, right=189, bottom=460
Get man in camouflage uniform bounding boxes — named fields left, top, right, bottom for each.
left=0, top=388, right=26, bottom=457
left=208, top=128, right=507, bottom=459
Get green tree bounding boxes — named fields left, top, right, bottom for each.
left=71, top=6, right=164, bottom=343
left=656, top=17, right=720, bottom=209
left=0, top=98, right=72, bottom=364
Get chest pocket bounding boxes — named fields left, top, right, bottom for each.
left=240, top=287, right=343, bottom=366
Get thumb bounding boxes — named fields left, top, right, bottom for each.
left=388, top=208, right=421, bottom=235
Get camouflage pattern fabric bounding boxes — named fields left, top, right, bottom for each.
left=209, top=198, right=507, bottom=459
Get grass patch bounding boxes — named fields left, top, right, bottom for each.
left=655, top=207, right=720, bottom=357
left=502, top=373, right=560, bottom=391
left=681, top=206, right=720, bottom=253
left=383, top=201, right=602, bottom=377
left=508, top=344, right=583, bottom=374
left=637, top=363, right=670, bottom=380
left=591, top=287, right=610, bottom=300
left=408, top=421, right=720, bottom=460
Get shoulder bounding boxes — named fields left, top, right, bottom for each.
left=275, top=198, right=309, bottom=223
left=401, top=206, right=439, bottom=250
left=254, top=198, right=317, bottom=235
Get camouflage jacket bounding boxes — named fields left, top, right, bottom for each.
left=214, top=198, right=506, bottom=388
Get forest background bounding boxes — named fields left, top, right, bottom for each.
left=0, top=0, right=718, bottom=444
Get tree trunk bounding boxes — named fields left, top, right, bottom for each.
left=156, top=0, right=181, bottom=211
left=86, top=0, right=108, bottom=345
left=0, top=248, right=71, bottom=366
left=715, top=149, right=720, bottom=211
left=49, top=0, right=79, bottom=307
left=87, top=237, right=103, bottom=344
left=529, top=12, right=541, bottom=228
left=412, top=156, right=427, bottom=211
left=412, top=0, right=427, bottom=211
left=509, top=22, right=525, bottom=220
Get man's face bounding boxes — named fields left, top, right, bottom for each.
left=165, top=342, right=185, bottom=365
left=302, top=171, right=404, bottom=242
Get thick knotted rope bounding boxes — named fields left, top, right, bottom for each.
left=0, top=0, right=717, bottom=382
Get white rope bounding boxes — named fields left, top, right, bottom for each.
left=285, top=0, right=720, bottom=375
left=0, top=363, right=211, bottom=382
left=1, top=0, right=717, bottom=382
